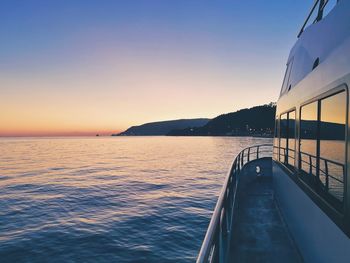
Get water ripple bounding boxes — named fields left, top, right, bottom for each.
left=0, top=136, right=272, bottom=262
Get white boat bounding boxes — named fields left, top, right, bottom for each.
left=197, top=0, right=350, bottom=262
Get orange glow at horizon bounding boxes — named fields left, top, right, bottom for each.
left=0, top=1, right=293, bottom=137
left=0, top=1, right=318, bottom=137
left=1, top=48, right=280, bottom=136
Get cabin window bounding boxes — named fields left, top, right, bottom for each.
left=278, top=110, right=296, bottom=168
left=300, top=102, right=318, bottom=178
left=279, top=113, right=288, bottom=162
left=288, top=111, right=296, bottom=167
left=299, top=91, right=347, bottom=212
left=319, top=92, right=346, bottom=203
left=280, top=59, right=294, bottom=96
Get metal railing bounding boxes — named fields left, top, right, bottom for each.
left=277, top=146, right=344, bottom=197
left=278, top=147, right=296, bottom=164
left=300, top=152, right=344, bottom=182
left=196, top=144, right=273, bottom=263
left=299, top=151, right=344, bottom=201
left=298, top=0, right=338, bottom=37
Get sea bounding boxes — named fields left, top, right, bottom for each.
left=0, top=136, right=272, bottom=263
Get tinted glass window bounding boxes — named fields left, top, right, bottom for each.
left=288, top=111, right=296, bottom=166
left=300, top=102, right=318, bottom=177
left=278, top=111, right=296, bottom=168
left=280, top=60, right=293, bottom=95
left=299, top=91, right=347, bottom=213
left=279, top=113, right=288, bottom=163
left=319, top=92, right=346, bottom=203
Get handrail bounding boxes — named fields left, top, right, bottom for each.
left=297, top=0, right=338, bottom=38
left=298, top=0, right=320, bottom=38
left=276, top=145, right=344, bottom=196
left=197, top=144, right=273, bottom=263
left=299, top=151, right=345, bottom=188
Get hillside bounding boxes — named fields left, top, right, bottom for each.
left=167, top=104, right=276, bottom=137
left=112, top=118, right=210, bottom=136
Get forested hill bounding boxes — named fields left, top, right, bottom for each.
left=113, top=118, right=210, bottom=136
left=167, top=104, right=276, bottom=137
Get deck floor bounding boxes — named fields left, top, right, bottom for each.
left=230, top=161, right=302, bottom=263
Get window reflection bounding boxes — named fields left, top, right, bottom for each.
left=319, top=92, right=346, bottom=202
left=280, top=113, right=288, bottom=163
left=278, top=110, right=296, bottom=169
left=280, top=59, right=294, bottom=95
left=300, top=102, right=318, bottom=177
left=299, top=91, right=346, bottom=212
left=288, top=111, right=296, bottom=166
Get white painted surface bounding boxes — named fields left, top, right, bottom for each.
left=274, top=1, right=350, bottom=261
left=281, top=0, right=350, bottom=97
left=273, top=163, right=350, bottom=263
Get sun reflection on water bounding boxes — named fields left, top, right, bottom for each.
left=0, top=136, right=272, bottom=262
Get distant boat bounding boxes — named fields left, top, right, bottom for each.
left=96, top=134, right=100, bottom=137
left=197, top=1, right=350, bottom=262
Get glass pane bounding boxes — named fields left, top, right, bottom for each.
left=319, top=92, right=346, bottom=203
left=288, top=111, right=296, bottom=167
left=280, top=60, right=293, bottom=95
left=300, top=102, right=318, bottom=178
left=280, top=113, right=288, bottom=163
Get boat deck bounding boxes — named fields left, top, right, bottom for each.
left=229, top=160, right=303, bottom=263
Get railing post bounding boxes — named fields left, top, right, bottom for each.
left=247, top=147, right=250, bottom=162
left=219, top=209, right=227, bottom=263
left=325, top=160, right=329, bottom=191
left=309, top=155, right=312, bottom=175
left=284, top=148, right=287, bottom=164
left=226, top=189, right=231, bottom=231
left=241, top=150, right=244, bottom=167
left=237, top=155, right=240, bottom=171
left=214, top=236, right=219, bottom=263
left=256, top=146, right=259, bottom=159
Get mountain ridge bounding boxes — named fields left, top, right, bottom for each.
left=167, top=103, right=276, bottom=137
left=112, top=118, right=210, bottom=136
left=112, top=103, right=276, bottom=137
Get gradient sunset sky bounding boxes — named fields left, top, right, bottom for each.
left=0, top=0, right=313, bottom=136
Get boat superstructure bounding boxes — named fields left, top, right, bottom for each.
left=197, top=1, right=350, bottom=262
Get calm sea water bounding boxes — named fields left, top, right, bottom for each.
left=0, top=136, right=272, bottom=263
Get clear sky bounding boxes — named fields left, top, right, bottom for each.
left=0, top=0, right=313, bottom=136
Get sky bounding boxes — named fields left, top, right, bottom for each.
left=0, top=0, right=313, bottom=136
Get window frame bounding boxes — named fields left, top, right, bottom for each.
left=278, top=108, right=297, bottom=170
left=299, top=101, right=319, bottom=179
left=273, top=115, right=280, bottom=161
left=275, top=84, right=349, bottom=236
left=287, top=110, right=297, bottom=168
left=297, top=85, right=348, bottom=235
left=280, top=58, right=294, bottom=96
